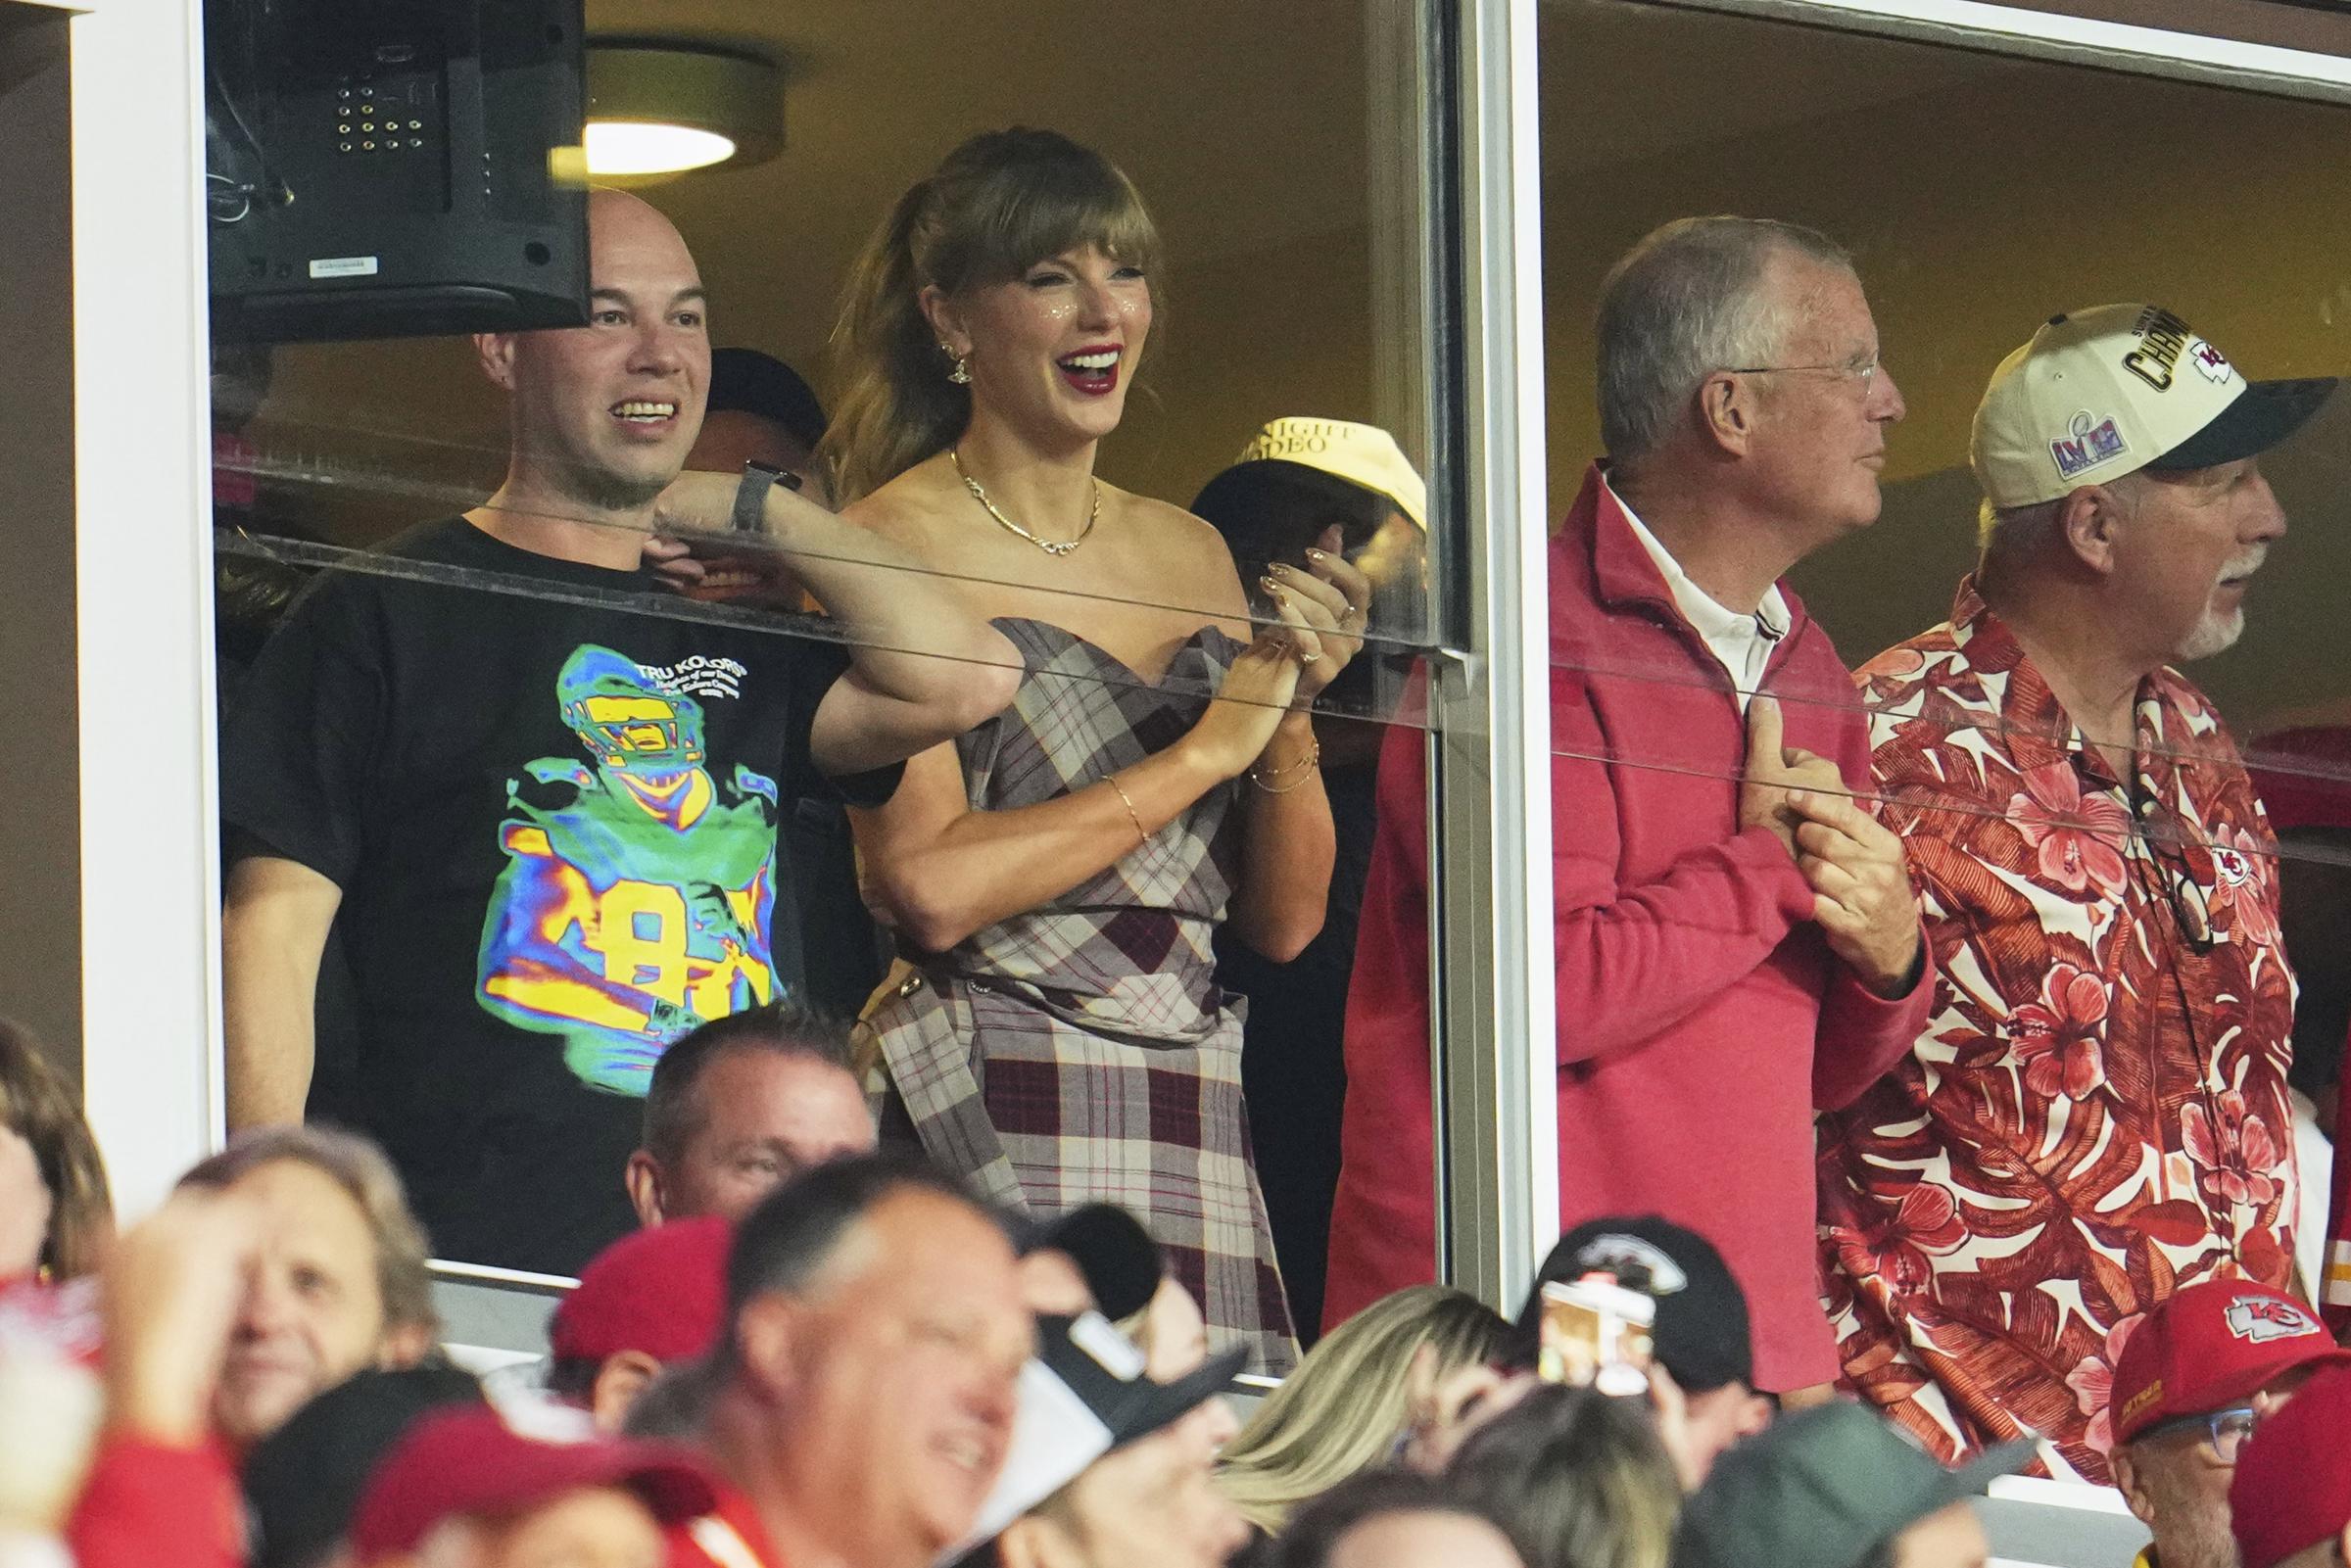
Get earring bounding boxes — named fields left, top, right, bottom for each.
left=941, top=342, right=972, bottom=386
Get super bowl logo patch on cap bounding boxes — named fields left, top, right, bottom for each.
left=2225, top=1294, right=2322, bottom=1345
left=2051, top=409, right=2130, bottom=481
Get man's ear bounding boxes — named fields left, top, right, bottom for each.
left=2108, top=1444, right=2159, bottom=1529
left=624, top=1152, right=666, bottom=1228
left=474, top=332, right=519, bottom=392
left=590, top=1350, right=664, bottom=1433
left=918, top=284, right=970, bottom=360
left=732, top=1294, right=802, bottom=1402
left=378, top=1318, right=437, bottom=1371
left=1697, top=372, right=1757, bottom=458
left=2057, top=483, right=2127, bottom=574
left=995, top=1512, right=1069, bottom=1568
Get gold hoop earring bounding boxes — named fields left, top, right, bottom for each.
left=941, top=343, right=972, bottom=386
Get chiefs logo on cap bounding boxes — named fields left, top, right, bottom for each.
left=2226, top=1294, right=2322, bottom=1345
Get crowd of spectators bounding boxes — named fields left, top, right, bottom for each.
left=14, top=106, right=2351, bottom=1568
left=14, top=1076, right=2351, bottom=1568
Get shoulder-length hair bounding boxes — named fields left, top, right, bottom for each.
left=180, top=1123, right=439, bottom=1338
left=1216, top=1285, right=1512, bottom=1533
left=820, top=126, right=1163, bottom=505
left=0, top=1019, right=115, bottom=1280
left=1446, top=1383, right=1681, bottom=1568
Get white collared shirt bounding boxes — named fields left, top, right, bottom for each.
left=1605, top=473, right=1789, bottom=711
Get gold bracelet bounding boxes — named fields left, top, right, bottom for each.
left=1106, top=776, right=1149, bottom=847
left=1249, top=738, right=1322, bottom=794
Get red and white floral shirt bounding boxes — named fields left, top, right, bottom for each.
left=1815, top=579, right=2298, bottom=1486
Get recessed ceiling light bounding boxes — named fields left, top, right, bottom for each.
left=584, top=122, right=737, bottom=176
left=583, top=43, right=782, bottom=179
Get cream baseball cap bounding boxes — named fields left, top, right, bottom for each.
left=1227, top=417, right=1428, bottom=533
left=1971, top=303, right=2334, bottom=510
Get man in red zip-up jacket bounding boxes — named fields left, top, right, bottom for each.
left=1323, top=216, right=1934, bottom=1396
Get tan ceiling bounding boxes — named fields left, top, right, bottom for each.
left=247, top=0, right=2351, bottom=733
left=588, top=0, right=1376, bottom=364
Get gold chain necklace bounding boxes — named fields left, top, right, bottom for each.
left=950, top=448, right=1099, bottom=557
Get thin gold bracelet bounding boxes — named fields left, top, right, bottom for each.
left=1106, top=776, right=1149, bottom=846
left=1249, top=738, right=1322, bottom=794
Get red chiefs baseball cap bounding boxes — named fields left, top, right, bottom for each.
left=2231, top=1364, right=2351, bottom=1568
left=349, top=1404, right=715, bottom=1558
left=2109, top=1279, right=2351, bottom=1447
left=549, top=1216, right=731, bottom=1366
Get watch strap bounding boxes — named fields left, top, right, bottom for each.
left=732, top=460, right=784, bottom=533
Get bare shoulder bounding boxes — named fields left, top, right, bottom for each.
left=1105, top=487, right=1246, bottom=616
left=840, top=457, right=961, bottom=556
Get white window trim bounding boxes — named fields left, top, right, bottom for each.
left=69, top=0, right=223, bottom=1219
left=1637, top=0, right=2351, bottom=102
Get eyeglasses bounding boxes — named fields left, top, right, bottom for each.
left=2139, top=1406, right=2260, bottom=1463
left=1728, top=354, right=1882, bottom=396
left=2130, top=780, right=2219, bottom=954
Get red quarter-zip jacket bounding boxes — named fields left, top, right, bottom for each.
left=1321, top=463, right=1932, bottom=1390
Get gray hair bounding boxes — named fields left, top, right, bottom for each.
left=1596, top=215, right=1852, bottom=461
left=1978, top=468, right=2148, bottom=559
left=181, top=1124, right=439, bottom=1337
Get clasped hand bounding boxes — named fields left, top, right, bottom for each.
left=1185, top=527, right=1373, bottom=779
left=1739, top=694, right=1920, bottom=996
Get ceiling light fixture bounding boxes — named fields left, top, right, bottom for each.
left=583, top=43, right=783, bottom=179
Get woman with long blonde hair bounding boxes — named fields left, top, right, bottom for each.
left=829, top=128, right=1368, bottom=1373
left=1217, top=1285, right=1512, bottom=1533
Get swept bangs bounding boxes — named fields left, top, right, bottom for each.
left=932, top=145, right=1162, bottom=293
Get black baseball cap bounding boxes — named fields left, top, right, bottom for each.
left=1511, top=1216, right=1753, bottom=1393
left=706, top=348, right=828, bottom=451
left=954, top=1310, right=1245, bottom=1552
left=1672, top=1402, right=2031, bottom=1568
left=241, top=1363, right=486, bottom=1568
left=1015, top=1203, right=1167, bottom=1323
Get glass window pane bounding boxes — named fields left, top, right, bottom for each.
left=209, top=0, right=1456, bottom=1369
left=1538, top=0, right=2349, bottom=1475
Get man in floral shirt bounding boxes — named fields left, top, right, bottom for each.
left=1816, top=304, right=2333, bottom=1484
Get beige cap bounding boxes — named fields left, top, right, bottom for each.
left=1971, top=304, right=2334, bottom=510
left=1228, top=417, right=1428, bottom=533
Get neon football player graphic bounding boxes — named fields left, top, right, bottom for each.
left=477, top=643, right=780, bottom=1093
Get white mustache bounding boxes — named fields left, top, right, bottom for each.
left=2219, top=547, right=2267, bottom=583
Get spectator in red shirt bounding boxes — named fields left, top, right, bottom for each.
left=672, top=1152, right=1032, bottom=1568
left=1325, top=215, right=1931, bottom=1393
left=1817, top=306, right=2328, bottom=1482
left=348, top=1403, right=713, bottom=1568
left=546, top=1217, right=730, bottom=1431
left=66, top=1126, right=440, bottom=1568
left=2104, top=1280, right=2349, bottom=1568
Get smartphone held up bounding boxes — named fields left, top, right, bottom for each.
left=1538, top=1275, right=1655, bottom=1398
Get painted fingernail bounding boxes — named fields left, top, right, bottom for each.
left=1260, top=576, right=1281, bottom=594
left=1305, top=547, right=1327, bottom=561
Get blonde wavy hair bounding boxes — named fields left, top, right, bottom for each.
left=1215, top=1285, right=1511, bottom=1533
left=818, top=126, right=1163, bottom=506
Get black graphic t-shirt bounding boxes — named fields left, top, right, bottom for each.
left=221, top=518, right=897, bottom=1274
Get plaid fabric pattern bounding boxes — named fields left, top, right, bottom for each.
left=869, top=617, right=1298, bottom=1373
